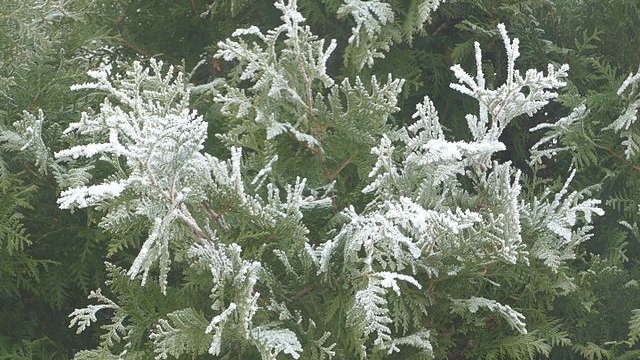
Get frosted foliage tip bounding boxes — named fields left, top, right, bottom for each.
left=450, top=24, right=569, bottom=142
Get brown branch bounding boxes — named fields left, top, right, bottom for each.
left=328, top=155, right=353, bottom=183
left=202, top=201, right=221, bottom=221
left=288, top=285, right=315, bottom=303
left=605, top=146, right=640, bottom=171
left=307, top=145, right=332, bottom=181
left=307, top=139, right=355, bottom=185
left=177, top=204, right=211, bottom=244
left=20, top=165, right=42, bottom=179
left=118, top=37, right=154, bottom=58
left=202, top=201, right=229, bottom=231
left=114, top=15, right=154, bottom=58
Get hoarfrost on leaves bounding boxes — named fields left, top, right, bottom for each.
left=207, top=147, right=328, bottom=225
left=188, top=241, right=261, bottom=320
left=213, top=0, right=405, bottom=183
left=250, top=324, right=303, bottom=360
left=522, top=170, right=603, bottom=271
left=316, top=22, right=603, bottom=356
left=68, top=265, right=133, bottom=354
left=347, top=275, right=393, bottom=347
left=347, top=273, right=428, bottom=353
left=529, top=104, right=590, bottom=166
left=453, top=297, right=528, bottom=335
left=57, top=59, right=209, bottom=211
left=187, top=241, right=304, bottom=359
left=477, top=162, right=525, bottom=264
left=605, top=65, right=640, bottom=159
left=450, top=24, right=569, bottom=143
left=150, top=308, right=210, bottom=360
left=337, top=0, right=446, bottom=68
left=57, top=179, right=131, bottom=210
left=387, top=330, right=433, bottom=355
left=55, top=59, right=214, bottom=294
left=338, top=0, right=394, bottom=45
left=54, top=55, right=324, bottom=304
left=337, top=0, right=394, bottom=68
left=13, top=3, right=609, bottom=357
left=68, top=288, right=119, bottom=334
left=417, top=0, right=446, bottom=26
left=10, top=110, right=49, bottom=171
left=215, top=0, right=336, bottom=149
left=376, top=271, right=422, bottom=296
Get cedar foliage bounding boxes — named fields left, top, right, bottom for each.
left=1, top=0, right=639, bottom=359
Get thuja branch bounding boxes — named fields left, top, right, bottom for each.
left=328, top=155, right=354, bottom=183
left=202, top=201, right=229, bottom=231
left=177, top=204, right=210, bottom=243
left=307, top=141, right=354, bottom=184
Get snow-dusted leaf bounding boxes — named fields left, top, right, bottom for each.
left=250, top=323, right=303, bottom=360
left=529, top=104, right=589, bottom=166
left=450, top=24, right=569, bottom=143
left=522, top=170, right=603, bottom=271
left=605, top=66, right=640, bottom=159
left=453, top=296, right=527, bottom=335
left=347, top=275, right=393, bottom=347
left=68, top=289, right=119, bottom=334
left=150, top=308, right=210, bottom=360
left=338, top=0, right=394, bottom=45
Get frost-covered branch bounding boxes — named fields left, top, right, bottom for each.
left=522, top=170, right=603, bottom=271
left=52, top=59, right=214, bottom=293
left=4, top=110, right=50, bottom=172
left=57, top=60, right=209, bottom=211
left=214, top=0, right=404, bottom=187
left=337, top=0, right=446, bottom=68
left=215, top=0, right=335, bottom=151
left=315, top=23, right=602, bottom=355
left=186, top=241, right=303, bottom=359
left=452, top=297, right=528, bottom=335
left=9, top=3, right=613, bottom=358
left=605, top=66, right=640, bottom=159
left=529, top=104, right=590, bottom=166
left=69, top=288, right=120, bottom=334
left=450, top=24, right=569, bottom=143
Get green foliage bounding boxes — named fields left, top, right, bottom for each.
left=629, top=309, right=640, bottom=346
left=0, top=165, right=33, bottom=255
left=0, top=0, right=117, bottom=357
